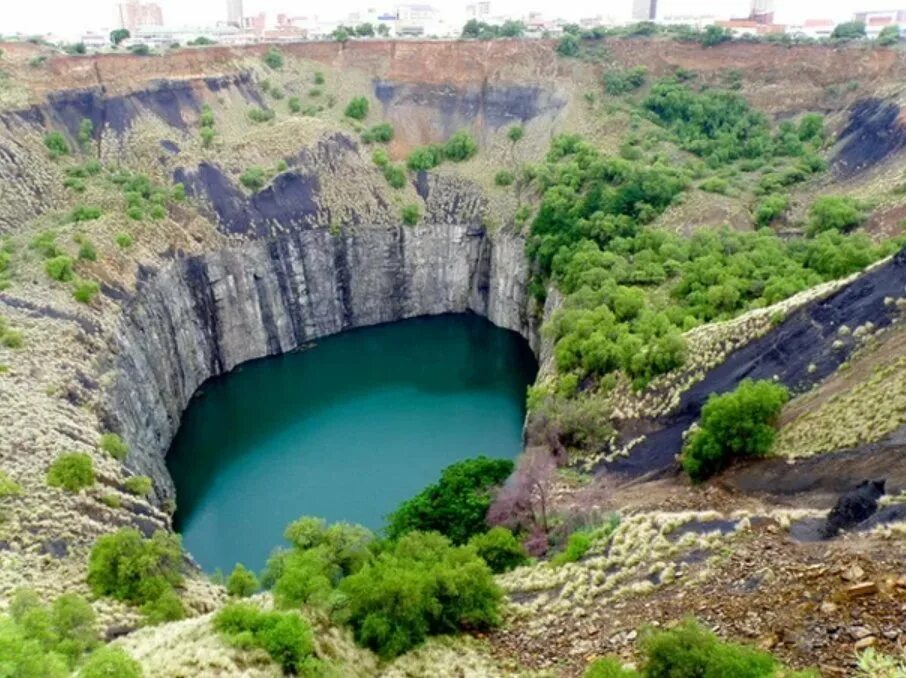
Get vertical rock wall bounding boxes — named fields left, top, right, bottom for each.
left=103, top=223, right=536, bottom=499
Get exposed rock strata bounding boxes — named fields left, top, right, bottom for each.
left=102, top=223, right=537, bottom=499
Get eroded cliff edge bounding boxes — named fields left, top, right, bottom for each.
left=102, top=224, right=537, bottom=499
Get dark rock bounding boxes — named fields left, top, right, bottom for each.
left=39, top=539, right=69, bottom=558
left=821, top=480, right=885, bottom=538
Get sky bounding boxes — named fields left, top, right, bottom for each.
left=0, top=0, right=865, bottom=39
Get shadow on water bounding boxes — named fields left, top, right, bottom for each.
left=167, top=313, right=537, bottom=573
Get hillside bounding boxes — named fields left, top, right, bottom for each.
left=0, top=36, right=905, bottom=676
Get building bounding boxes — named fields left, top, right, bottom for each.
left=632, top=0, right=657, bottom=21
left=114, top=0, right=164, bottom=33
left=227, top=0, right=244, bottom=28
left=787, top=18, right=836, bottom=39
left=395, top=4, right=441, bottom=36
left=749, top=0, right=775, bottom=24
left=854, top=10, right=906, bottom=39
left=123, top=23, right=245, bottom=47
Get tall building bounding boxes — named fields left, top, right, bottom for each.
left=632, top=0, right=658, bottom=21
left=750, top=0, right=775, bottom=24
left=227, top=0, right=244, bottom=27
left=115, top=0, right=164, bottom=32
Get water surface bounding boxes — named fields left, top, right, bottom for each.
left=168, top=314, right=537, bottom=573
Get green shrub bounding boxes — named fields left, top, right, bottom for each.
left=46, top=453, right=95, bottom=492
left=362, top=122, right=394, bottom=143
left=214, top=602, right=316, bottom=674
left=754, top=193, right=789, bottom=227
left=123, top=475, right=153, bottom=497
left=73, top=279, right=100, bottom=304
left=115, top=233, right=133, bottom=249
left=1, top=326, right=23, bottom=349
left=401, top=203, right=421, bottom=226
left=551, top=529, right=593, bottom=565
left=87, top=528, right=184, bottom=611
left=386, top=456, right=514, bottom=544
left=129, top=44, right=151, bottom=56
left=344, top=96, right=369, bottom=120
left=682, top=379, right=789, bottom=481
left=77, top=118, right=94, bottom=149
left=63, top=176, right=86, bottom=192
left=371, top=148, right=390, bottom=167
left=407, top=145, right=442, bottom=171
left=467, top=527, right=527, bottom=573
left=247, top=107, right=275, bottom=123
left=603, top=66, right=647, bottom=95
left=171, top=183, right=186, bottom=201
left=308, top=88, right=322, bottom=97
left=508, top=125, right=524, bottom=143
left=807, top=196, right=866, bottom=235
left=126, top=206, right=144, bottom=221
left=30, top=230, right=60, bottom=258
left=0, top=470, right=21, bottom=498
left=832, top=21, right=866, bottom=41
left=140, top=588, right=185, bottom=624
left=585, top=657, right=639, bottom=677
left=493, top=170, right=513, bottom=187
left=557, top=34, right=581, bottom=57
left=45, top=256, right=74, bottom=282
left=314, top=71, right=325, bottom=85
left=263, top=47, right=284, bottom=69
left=79, top=646, right=143, bottom=678
left=699, top=177, right=729, bottom=194
left=270, top=87, right=285, bottom=100
left=199, top=105, right=215, bottom=128
left=339, top=532, right=501, bottom=658
left=699, top=25, right=734, bottom=47
left=877, top=25, right=901, bottom=46
left=101, top=494, right=122, bottom=508
left=149, top=204, right=167, bottom=220
left=288, top=96, right=302, bottom=113
left=383, top=164, right=406, bottom=189
left=201, top=127, right=215, bottom=148
left=44, top=131, right=70, bottom=158
left=240, top=167, right=267, bottom=191
left=443, top=131, right=477, bottom=162
left=78, top=240, right=97, bottom=261
left=226, top=563, right=259, bottom=597
left=70, top=205, right=102, bottom=222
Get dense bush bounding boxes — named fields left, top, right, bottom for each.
left=832, top=21, right=866, bottom=41
left=0, top=470, right=22, bottom=498
left=386, top=456, right=514, bottom=544
left=44, top=131, right=70, bottom=158
left=682, top=379, right=789, bottom=481
left=407, top=145, right=443, bottom=171
left=344, top=96, right=369, bottom=120
left=361, top=122, right=394, bottom=144
left=239, top=167, right=267, bottom=191
left=495, top=170, right=515, bottom=186
left=557, top=34, right=581, bottom=57
left=338, top=531, right=501, bottom=658
left=401, top=203, right=421, bottom=226
left=87, top=528, right=184, bottom=621
left=877, top=25, right=901, bottom=46
left=263, top=47, right=284, bottom=69
left=73, top=279, right=100, bottom=304
left=78, top=240, right=97, bottom=261
left=46, top=453, right=95, bottom=492
left=79, top=646, right=143, bottom=678
left=123, top=475, right=153, bottom=497
left=443, top=131, right=478, bottom=162
left=754, top=193, right=788, bottom=227
left=247, top=107, right=275, bottom=123
left=214, top=602, right=317, bottom=675
left=467, top=526, right=527, bottom=573
left=45, top=255, right=74, bottom=282
left=603, top=66, right=646, bottom=95
left=288, top=96, right=302, bottom=114
left=807, top=196, right=866, bottom=235
left=585, top=619, right=803, bottom=677
left=383, top=164, right=406, bottom=189
left=508, top=125, right=524, bottom=143
left=226, top=563, right=259, bottom=597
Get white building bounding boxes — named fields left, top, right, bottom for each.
left=854, top=10, right=906, bottom=39
left=395, top=4, right=444, bottom=36
left=123, top=24, right=246, bottom=48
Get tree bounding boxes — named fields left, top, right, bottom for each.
left=110, top=29, right=130, bottom=46
left=129, top=44, right=151, bottom=56
left=227, top=563, right=259, bottom=597
left=557, top=34, right=581, bottom=57
left=682, top=379, right=789, bottom=481
left=467, top=526, right=527, bottom=573
left=344, top=96, right=369, bottom=120
left=499, top=20, right=526, bottom=38
left=442, top=130, right=477, bottom=161
left=239, top=167, right=267, bottom=191
left=263, top=47, right=284, bottom=69
left=332, top=27, right=350, bottom=43
left=377, top=24, right=390, bottom=37
left=355, top=23, right=375, bottom=37
left=44, top=131, right=69, bottom=158
left=807, top=196, right=866, bottom=235
left=832, top=21, right=867, bottom=40
left=401, top=203, right=421, bottom=225
left=214, top=603, right=317, bottom=674
left=80, top=647, right=143, bottom=678
left=877, top=25, right=901, bottom=46
left=488, top=447, right=557, bottom=542
left=46, top=453, right=94, bottom=492
left=508, top=125, right=524, bottom=143
left=385, top=456, right=514, bottom=544
left=699, top=25, right=733, bottom=47
left=407, top=145, right=442, bottom=171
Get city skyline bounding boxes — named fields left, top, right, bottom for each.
left=1, top=0, right=865, bottom=39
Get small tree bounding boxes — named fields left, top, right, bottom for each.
left=355, top=23, right=375, bottom=37
left=832, top=21, right=867, bottom=41
left=47, top=453, right=95, bottom=492
left=807, top=196, right=866, bottom=235
left=80, top=647, right=142, bottom=678
left=344, top=96, right=369, bottom=120
left=488, top=447, right=557, bottom=543
left=507, top=125, right=524, bottom=143
left=877, top=25, right=901, bottom=46
left=263, top=47, right=284, bottom=69
left=682, top=379, right=789, bottom=481
left=110, top=29, right=130, bottom=46
left=401, top=203, right=421, bottom=225
left=226, top=563, right=259, bottom=597
left=556, top=34, right=580, bottom=57
left=443, top=130, right=478, bottom=162
left=44, top=132, right=70, bottom=158
left=467, top=526, right=527, bottom=573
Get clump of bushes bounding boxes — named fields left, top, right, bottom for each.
left=467, top=526, right=527, bottom=573
left=344, top=96, right=369, bottom=120
left=338, top=531, right=501, bottom=658
left=682, top=379, right=789, bottom=481
left=44, top=131, right=70, bottom=158
left=603, top=66, right=646, bottom=95
left=46, top=453, right=95, bottom=492
left=361, top=122, right=394, bottom=144
left=226, top=563, right=259, bottom=597
left=508, top=125, right=524, bottom=143
left=116, top=233, right=134, bottom=249
left=87, top=528, right=185, bottom=623
left=406, top=131, right=478, bottom=171
left=754, top=193, right=789, bottom=227
left=0, top=470, right=22, bottom=498
left=407, top=144, right=443, bottom=171
left=557, top=34, right=581, bottom=57
left=240, top=167, right=267, bottom=191
left=401, top=203, right=421, bottom=225
left=79, top=646, right=143, bottom=678
left=123, top=475, right=153, bottom=497
left=807, top=196, right=866, bottom=235
left=288, top=96, right=302, bottom=114
left=386, top=456, right=514, bottom=544
left=45, top=255, right=74, bottom=282
left=263, top=47, right=284, bottom=69
left=585, top=618, right=808, bottom=677
left=214, top=602, right=318, bottom=674
left=383, top=164, right=406, bottom=189
left=495, top=170, right=515, bottom=186
left=248, top=107, right=276, bottom=123
left=70, top=205, right=103, bottom=224
left=73, top=279, right=100, bottom=304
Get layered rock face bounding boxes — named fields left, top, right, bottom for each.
left=104, top=223, right=536, bottom=499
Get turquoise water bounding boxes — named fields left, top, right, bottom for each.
left=167, top=314, right=537, bottom=574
